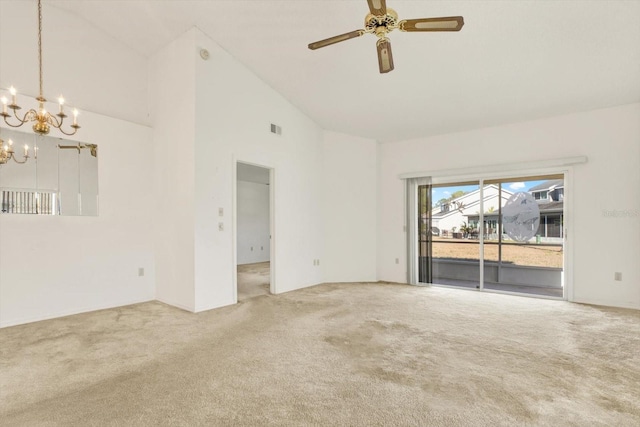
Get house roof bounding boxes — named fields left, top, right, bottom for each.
left=529, top=179, right=564, bottom=192
left=465, top=200, right=563, bottom=219
left=538, top=201, right=564, bottom=213
left=432, top=184, right=513, bottom=219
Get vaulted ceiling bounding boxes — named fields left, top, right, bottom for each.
left=51, top=1, right=640, bottom=142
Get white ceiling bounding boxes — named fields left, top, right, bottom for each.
left=51, top=0, right=640, bottom=143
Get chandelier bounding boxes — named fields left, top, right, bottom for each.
left=0, top=0, right=80, bottom=136
left=0, top=137, right=33, bottom=165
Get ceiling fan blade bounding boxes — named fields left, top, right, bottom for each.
left=308, top=30, right=365, bottom=50
left=399, top=16, right=464, bottom=32
left=367, top=0, right=387, bottom=16
left=376, top=38, right=394, bottom=74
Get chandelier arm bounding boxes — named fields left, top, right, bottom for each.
left=3, top=111, right=30, bottom=128
left=47, top=113, right=61, bottom=127
left=11, top=154, right=30, bottom=164
left=56, top=125, right=79, bottom=137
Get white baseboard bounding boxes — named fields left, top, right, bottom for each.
left=154, top=297, right=195, bottom=313
left=0, top=297, right=155, bottom=329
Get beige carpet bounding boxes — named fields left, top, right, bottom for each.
left=237, top=262, right=270, bottom=301
left=1, top=282, right=639, bottom=426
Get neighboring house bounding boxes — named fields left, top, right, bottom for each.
left=530, top=179, right=564, bottom=203
left=461, top=179, right=564, bottom=241
left=530, top=179, right=564, bottom=238
left=431, top=185, right=513, bottom=237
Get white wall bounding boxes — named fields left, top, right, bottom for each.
left=237, top=180, right=270, bottom=265
left=0, top=2, right=154, bottom=327
left=193, top=29, right=325, bottom=311
left=0, top=111, right=155, bottom=327
left=378, top=103, right=640, bottom=309
left=322, top=131, right=378, bottom=283
left=148, top=30, right=197, bottom=311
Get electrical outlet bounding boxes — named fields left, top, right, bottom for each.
left=138, top=267, right=144, bottom=277
left=218, top=207, right=224, bottom=217
left=218, top=222, right=224, bottom=231
left=614, top=272, right=622, bottom=281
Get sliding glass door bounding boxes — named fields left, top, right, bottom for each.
left=419, top=181, right=481, bottom=289
left=415, top=174, right=565, bottom=299
left=482, top=175, right=564, bottom=297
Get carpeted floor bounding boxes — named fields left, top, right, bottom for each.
left=237, top=262, right=270, bottom=301
left=1, top=282, right=639, bottom=426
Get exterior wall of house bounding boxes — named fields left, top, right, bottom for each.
left=433, top=185, right=511, bottom=236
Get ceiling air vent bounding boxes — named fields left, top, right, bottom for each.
left=270, top=123, right=282, bottom=135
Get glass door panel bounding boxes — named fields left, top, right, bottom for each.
left=429, top=182, right=481, bottom=289
left=483, top=175, right=564, bottom=297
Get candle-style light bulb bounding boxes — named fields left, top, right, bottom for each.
left=8, top=139, right=13, bottom=146
left=34, top=146, right=39, bottom=159
left=58, top=96, right=65, bottom=114
left=0, top=96, right=7, bottom=115
left=9, top=86, right=17, bottom=104
left=24, top=144, right=29, bottom=156
left=73, top=108, right=78, bottom=125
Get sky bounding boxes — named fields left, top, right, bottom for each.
left=431, top=180, right=547, bottom=206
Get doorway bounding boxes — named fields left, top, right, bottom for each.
left=236, top=162, right=273, bottom=301
left=417, top=174, right=566, bottom=299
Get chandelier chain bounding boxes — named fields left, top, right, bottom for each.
left=37, top=0, right=44, bottom=99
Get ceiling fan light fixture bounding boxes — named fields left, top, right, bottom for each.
left=307, top=0, right=464, bottom=73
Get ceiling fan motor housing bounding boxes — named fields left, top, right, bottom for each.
left=365, top=8, right=399, bottom=37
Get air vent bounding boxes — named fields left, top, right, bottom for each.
left=270, top=123, right=282, bottom=135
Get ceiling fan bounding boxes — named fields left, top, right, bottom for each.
left=308, top=0, right=464, bottom=74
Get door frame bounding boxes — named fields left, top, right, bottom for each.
left=404, top=158, right=584, bottom=302
left=233, top=159, right=276, bottom=303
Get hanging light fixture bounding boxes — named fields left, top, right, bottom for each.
left=1, top=0, right=80, bottom=136
left=0, top=137, right=34, bottom=165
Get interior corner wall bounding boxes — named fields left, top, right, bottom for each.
left=149, top=30, right=197, bottom=312
left=237, top=180, right=270, bottom=265
left=193, top=29, right=325, bottom=311
left=322, top=131, right=378, bottom=283
left=377, top=103, right=640, bottom=309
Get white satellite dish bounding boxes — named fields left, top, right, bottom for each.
left=502, top=192, right=540, bottom=242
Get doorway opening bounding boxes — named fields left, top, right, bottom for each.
left=236, top=162, right=273, bottom=301
left=417, top=174, right=565, bottom=299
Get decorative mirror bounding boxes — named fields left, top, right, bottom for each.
left=0, top=128, right=98, bottom=216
